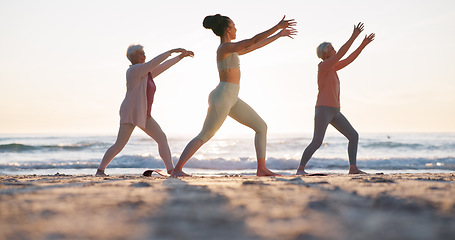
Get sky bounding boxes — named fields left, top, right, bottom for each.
left=0, top=0, right=454, bottom=136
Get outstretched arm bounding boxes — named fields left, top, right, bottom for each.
left=335, top=33, right=375, bottom=71
left=321, top=23, right=364, bottom=69
left=238, top=27, right=297, bottom=55
left=134, top=48, right=187, bottom=77
left=152, top=50, right=194, bottom=78
left=221, top=16, right=296, bottom=55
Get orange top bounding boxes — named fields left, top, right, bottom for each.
left=315, top=60, right=340, bottom=108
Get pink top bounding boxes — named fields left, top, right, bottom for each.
left=119, top=63, right=156, bottom=129
left=315, top=60, right=341, bottom=108
left=146, top=72, right=156, bottom=117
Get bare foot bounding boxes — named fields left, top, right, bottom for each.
left=171, top=169, right=192, bottom=177
left=257, top=168, right=281, bottom=177
left=296, top=169, right=309, bottom=175
left=349, top=166, right=367, bottom=174
left=349, top=169, right=367, bottom=174
left=95, top=169, right=108, bottom=177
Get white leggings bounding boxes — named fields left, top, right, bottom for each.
left=195, top=82, right=267, bottom=159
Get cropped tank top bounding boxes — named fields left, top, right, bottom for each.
left=217, top=52, right=240, bottom=71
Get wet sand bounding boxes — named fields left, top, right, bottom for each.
left=1, top=173, right=454, bottom=240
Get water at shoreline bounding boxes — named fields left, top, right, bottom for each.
left=1, top=133, right=454, bottom=175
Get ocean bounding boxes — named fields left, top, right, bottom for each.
left=1, top=133, right=454, bottom=176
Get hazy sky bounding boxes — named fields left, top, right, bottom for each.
left=1, top=0, right=454, bottom=136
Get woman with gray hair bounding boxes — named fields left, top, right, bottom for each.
left=96, top=45, right=194, bottom=176
left=297, top=23, right=375, bottom=175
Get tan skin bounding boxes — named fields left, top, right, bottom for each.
left=296, top=23, right=375, bottom=175
left=131, top=48, right=194, bottom=74
left=95, top=48, right=194, bottom=177
left=171, top=16, right=297, bottom=177
left=218, top=17, right=297, bottom=84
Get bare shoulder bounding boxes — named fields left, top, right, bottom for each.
left=217, top=43, right=234, bottom=60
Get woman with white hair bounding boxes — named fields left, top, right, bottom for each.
left=96, top=45, right=194, bottom=176
left=296, top=23, right=375, bottom=175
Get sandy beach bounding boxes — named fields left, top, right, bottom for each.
left=1, top=173, right=454, bottom=240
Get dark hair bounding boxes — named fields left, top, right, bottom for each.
left=203, top=14, right=230, bottom=37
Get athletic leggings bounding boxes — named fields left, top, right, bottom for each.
left=195, top=82, right=267, bottom=159
left=300, top=106, right=359, bottom=167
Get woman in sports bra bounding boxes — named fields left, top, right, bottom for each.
left=95, top=44, right=194, bottom=176
left=171, top=14, right=296, bottom=177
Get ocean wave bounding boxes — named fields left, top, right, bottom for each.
left=362, top=141, right=425, bottom=149
left=361, top=141, right=455, bottom=152
left=0, top=143, right=37, bottom=152
left=1, top=155, right=454, bottom=171
left=0, top=142, right=106, bottom=153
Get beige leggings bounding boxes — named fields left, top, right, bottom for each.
left=98, top=117, right=173, bottom=172
left=195, top=82, right=267, bottom=159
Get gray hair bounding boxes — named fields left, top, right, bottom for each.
left=126, top=44, right=144, bottom=63
left=316, top=42, right=331, bottom=59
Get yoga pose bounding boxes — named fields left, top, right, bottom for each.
left=172, top=14, right=297, bottom=177
left=297, top=23, right=375, bottom=175
left=96, top=45, right=194, bottom=176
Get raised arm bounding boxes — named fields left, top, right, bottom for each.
left=238, top=27, right=297, bottom=55
left=321, top=23, right=364, bottom=69
left=335, top=33, right=375, bottom=71
left=132, top=48, right=186, bottom=78
left=221, top=16, right=296, bottom=55
left=151, top=50, right=194, bottom=78
left=144, top=48, right=185, bottom=71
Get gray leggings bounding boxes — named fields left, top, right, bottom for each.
left=195, top=82, right=267, bottom=159
left=300, top=106, right=359, bottom=167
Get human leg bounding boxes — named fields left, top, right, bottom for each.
left=229, top=99, right=278, bottom=176
left=297, top=107, right=337, bottom=175
left=172, top=138, right=203, bottom=176
left=229, top=99, right=267, bottom=159
left=330, top=112, right=365, bottom=174
left=96, top=123, right=135, bottom=176
left=172, top=87, right=234, bottom=177
left=173, top=105, right=228, bottom=176
left=140, top=117, right=174, bottom=174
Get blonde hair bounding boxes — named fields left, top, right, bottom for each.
left=126, top=44, right=144, bottom=63
left=316, top=42, right=331, bottom=59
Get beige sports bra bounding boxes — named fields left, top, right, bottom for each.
left=217, top=52, right=240, bottom=71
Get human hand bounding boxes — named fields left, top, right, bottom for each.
left=362, top=33, right=375, bottom=46
left=277, top=15, right=297, bottom=29
left=353, top=22, right=364, bottom=36
left=170, top=48, right=186, bottom=54
left=181, top=50, right=194, bottom=58
left=279, top=27, right=298, bottom=39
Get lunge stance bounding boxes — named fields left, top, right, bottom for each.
left=96, top=45, right=193, bottom=176
left=172, top=15, right=296, bottom=176
left=297, top=23, right=375, bottom=175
